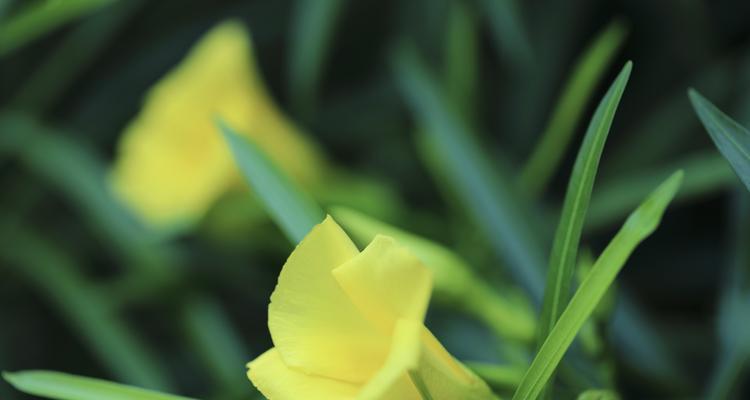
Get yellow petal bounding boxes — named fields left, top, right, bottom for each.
left=415, top=328, right=497, bottom=400
left=247, top=348, right=360, bottom=400
left=332, top=235, right=433, bottom=333
left=269, top=216, right=389, bottom=383
left=356, top=319, right=422, bottom=400
left=110, top=20, right=324, bottom=231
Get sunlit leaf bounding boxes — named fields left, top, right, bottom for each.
left=537, top=62, right=631, bottom=352
left=513, top=171, right=683, bottom=400
left=4, top=371, right=192, bottom=400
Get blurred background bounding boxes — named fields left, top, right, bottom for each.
left=1, top=0, right=750, bottom=399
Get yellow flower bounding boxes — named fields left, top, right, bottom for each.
left=247, top=216, right=496, bottom=400
left=110, top=20, right=325, bottom=232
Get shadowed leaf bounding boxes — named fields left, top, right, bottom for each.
left=219, top=118, right=325, bottom=244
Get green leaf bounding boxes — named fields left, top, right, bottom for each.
left=0, top=113, right=172, bottom=278
left=467, top=362, right=525, bottom=391
left=0, top=227, right=172, bottom=391
left=4, top=371, right=193, bottom=400
left=11, top=0, right=143, bottom=112
left=689, top=89, right=750, bottom=192
left=577, top=389, right=620, bottom=400
left=476, top=0, right=533, bottom=71
left=287, top=0, right=344, bottom=119
left=1, top=115, right=249, bottom=395
left=521, top=20, right=628, bottom=196
left=706, top=191, right=750, bottom=400
left=218, top=118, right=325, bottom=244
left=537, top=62, right=632, bottom=347
left=0, top=0, right=115, bottom=56
left=331, top=206, right=536, bottom=342
left=393, top=45, right=678, bottom=385
left=512, top=171, right=683, bottom=400
left=444, top=0, right=478, bottom=121
left=180, top=296, right=251, bottom=397
left=392, top=43, right=546, bottom=299
left=705, top=343, right=750, bottom=400
left=610, top=296, right=684, bottom=385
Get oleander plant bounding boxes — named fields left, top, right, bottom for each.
left=1, top=1, right=749, bottom=399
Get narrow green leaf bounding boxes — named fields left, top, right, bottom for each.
left=287, top=0, right=344, bottom=119
left=706, top=191, right=750, bottom=400
left=467, top=362, right=525, bottom=390
left=4, top=371, right=193, bottom=400
left=521, top=20, right=628, bottom=196
left=577, top=389, right=620, bottom=400
left=11, top=0, right=143, bottom=112
left=0, top=113, right=171, bottom=275
left=331, top=206, right=536, bottom=342
left=393, top=44, right=546, bottom=299
left=537, top=62, right=632, bottom=347
left=689, top=89, right=750, bottom=191
left=476, top=0, right=533, bottom=71
left=512, top=171, right=683, bottom=400
left=0, top=1, right=12, bottom=19
left=705, top=344, right=750, bottom=400
left=218, top=118, right=325, bottom=244
left=610, top=295, right=684, bottom=385
left=444, top=0, right=478, bottom=121
left=0, top=0, right=115, bottom=56
left=393, top=43, right=677, bottom=385
left=0, top=227, right=172, bottom=391
left=180, top=296, right=250, bottom=397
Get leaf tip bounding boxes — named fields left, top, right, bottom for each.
left=622, top=60, right=633, bottom=76
left=215, top=116, right=246, bottom=153
left=657, top=170, right=685, bottom=205
left=612, top=61, right=633, bottom=88
left=213, top=115, right=230, bottom=136
left=2, top=371, right=20, bottom=387
left=669, top=169, right=685, bottom=188
left=686, top=88, right=704, bottom=106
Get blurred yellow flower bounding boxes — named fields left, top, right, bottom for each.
left=247, top=216, right=496, bottom=400
left=110, top=20, right=325, bottom=231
